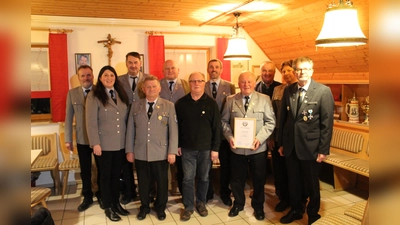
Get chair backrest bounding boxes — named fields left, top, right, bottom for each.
left=31, top=133, right=58, bottom=159
left=59, top=132, right=78, bottom=161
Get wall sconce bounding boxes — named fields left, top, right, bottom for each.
left=315, top=0, right=367, bottom=47
left=224, top=12, right=252, bottom=60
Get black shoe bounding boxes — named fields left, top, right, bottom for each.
left=157, top=210, right=166, bottom=221
left=105, top=208, right=121, bottom=222
left=221, top=196, right=233, bottom=206
left=308, top=214, right=321, bottom=225
left=77, top=198, right=93, bottom=212
left=95, top=193, right=104, bottom=209
left=111, top=203, right=130, bottom=216
left=137, top=209, right=149, bottom=220
left=280, top=210, right=303, bottom=224
left=228, top=206, right=243, bottom=217
left=120, top=195, right=133, bottom=205
left=254, top=209, right=265, bottom=221
left=206, top=193, right=214, bottom=202
left=275, top=200, right=290, bottom=212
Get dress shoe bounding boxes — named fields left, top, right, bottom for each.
left=228, top=206, right=243, bottom=217
left=221, top=196, right=233, bottom=206
left=120, top=195, right=133, bottom=205
left=280, top=210, right=303, bottom=224
left=77, top=198, right=93, bottom=212
left=180, top=209, right=193, bottom=221
left=254, top=209, right=265, bottom=221
left=157, top=210, right=166, bottom=221
left=105, top=208, right=121, bottom=222
left=308, top=214, right=321, bottom=225
left=206, top=193, right=214, bottom=202
left=275, top=200, right=290, bottom=212
left=111, top=203, right=130, bottom=216
left=95, top=194, right=104, bottom=209
left=137, top=209, right=149, bottom=220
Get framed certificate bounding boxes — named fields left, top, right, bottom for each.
left=234, top=117, right=256, bottom=149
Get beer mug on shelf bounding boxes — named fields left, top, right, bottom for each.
left=345, top=93, right=359, bottom=123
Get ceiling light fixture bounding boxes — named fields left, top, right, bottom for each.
left=315, top=0, right=367, bottom=47
left=223, top=12, right=252, bottom=60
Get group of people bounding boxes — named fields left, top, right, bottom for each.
left=65, top=53, right=334, bottom=225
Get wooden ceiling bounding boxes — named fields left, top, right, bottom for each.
left=31, top=0, right=369, bottom=78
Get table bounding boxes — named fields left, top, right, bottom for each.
left=31, top=149, right=43, bottom=166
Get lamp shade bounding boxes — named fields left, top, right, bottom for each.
left=316, top=7, right=367, bottom=47
left=223, top=37, right=252, bottom=60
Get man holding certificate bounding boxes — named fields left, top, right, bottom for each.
left=221, top=71, right=276, bottom=221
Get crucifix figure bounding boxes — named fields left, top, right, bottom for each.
left=97, top=34, right=121, bottom=65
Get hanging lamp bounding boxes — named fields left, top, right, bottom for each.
left=224, top=12, right=252, bottom=60
left=315, top=0, right=367, bottom=47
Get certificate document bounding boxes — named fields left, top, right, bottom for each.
left=234, top=117, right=256, bottom=149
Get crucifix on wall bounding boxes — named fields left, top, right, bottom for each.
left=97, top=34, right=121, bottom=65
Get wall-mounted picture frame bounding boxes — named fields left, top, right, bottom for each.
left=231, top=60, right=249, bottom=88
left=140, top=54, right=145, bottom=73
left=75, top=53, right=91, bottom=72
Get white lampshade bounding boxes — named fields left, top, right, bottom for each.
left=316, top=6, right=367, bottom=47
left=223, top=37, right=252, bottom=60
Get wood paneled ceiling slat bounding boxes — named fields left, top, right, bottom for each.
left=31, top=0, right=369, bottom=75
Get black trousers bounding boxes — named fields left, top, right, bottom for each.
left=175, top=155, right=183, bottom=194
left=271, top=142, right=289, bottom=202
left=77, top=144, right=100, bottom=198
left=95, top=149, right=125, bottom=208
left=121, top=158, right=136, bottom=196
left=135, top=159, right=169, bottom=212
left=218, top=140, right=232, bottom=198
left=286, top=149, right=321, bottom=220
left=231, top=151, right=267, bottom=210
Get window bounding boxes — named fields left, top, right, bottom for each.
left=165, top=48, right=209, bottom=81
left=31, top=45, right=52, bottom=121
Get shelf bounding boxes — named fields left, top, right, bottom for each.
left=334, top=101, right=343, bottom=107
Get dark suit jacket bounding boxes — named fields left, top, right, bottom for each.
left=278, top=79, right=334, bottom=160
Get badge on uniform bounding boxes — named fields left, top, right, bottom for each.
left=158, top=116, right=162, bottom=120
left=287, top=106, right=290, bottom=111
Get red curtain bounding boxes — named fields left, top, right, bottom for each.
left=49, top=33, right=69, bottom=122
left=0, top=34, right=13, bottom=120
left=148, top=35, right=165, bottom=79
left=217, top=38, right=231, bottom=81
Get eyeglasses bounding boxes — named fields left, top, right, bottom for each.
left=189, top=80, right=205, bottom=83
left=294, top=68, right=313, bottom=73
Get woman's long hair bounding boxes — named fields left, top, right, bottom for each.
left=93, top=65, right=129, bottom=107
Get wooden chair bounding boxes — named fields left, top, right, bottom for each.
left=31, top=133, right=60, bottom=195
left=58, top=132, right=80, bottom=201
left=31, top=187, right=52, bottom=215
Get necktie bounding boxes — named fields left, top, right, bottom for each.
left=131, top=76, right=137, bottom=92
left=244, top=96, right=250, bottom=112
left=169, top=81, right=174, bottom=91
left=147, top=102, right=154, bottom=119
left=109, top=90, right=117, bottom=105
left=84, top=89, right=90, bottom=101
left=212, top=82, right=217, bottom=99
left=297, top=88, right=305, bottom=113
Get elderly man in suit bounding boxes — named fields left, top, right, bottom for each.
left=159, top=59, right=190, bottom=196
left=65, top=65, right=102, bottom=211
left=118, top=51, right=150, bottom=204
left=221, top=71, right=275, bottom=221
left=255, top=61, right=281, bottom=98
left=278, top=56, right=334, bottom=225
left=204, top=58, right=236, bottom=206
left=126, top=75, right=178, bottom=221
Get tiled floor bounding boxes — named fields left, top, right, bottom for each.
left=33, top=174, right=368, bottom=225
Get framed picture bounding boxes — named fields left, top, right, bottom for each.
left=231, top=60, right=249, bottom=88
left=140, top=54, right=145, bottom=73
left=75, top=53, right=91, bottom=72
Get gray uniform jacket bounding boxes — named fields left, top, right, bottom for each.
left=85, top=91, right=128, bottom=151
left=221, top=91, right=276, bottom=155
left=125, top=98, right=178, bottom=161
left=205, top=79, right=236, bottom=112
left=65, top=85, right=95, bottom=145
left=119, top=72, right=151, bottom=104
left=159, top=78, right=190, bottom=103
